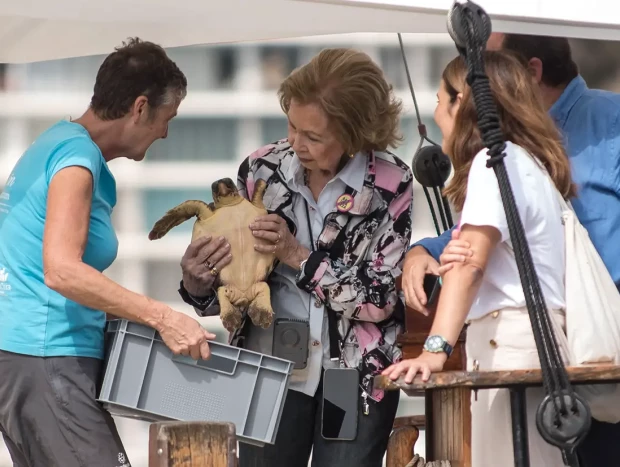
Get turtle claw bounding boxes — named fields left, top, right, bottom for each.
left=248, top=305, right=274, bottom=329
left=221, top=309, right=243, bottom=333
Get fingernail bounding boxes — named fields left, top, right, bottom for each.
left=219, top=236, right=225, bottom=241
left=224, top=243, right=230, bottom=249
left=227, top=254, right=232, bottom=259
left=249, top=223, right=255, bottom=228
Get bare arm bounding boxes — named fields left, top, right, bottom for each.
left=382, top=224, right=500, bottom=382
left=43, top=166, right=164, bottom=328
left=43, top=166, right=214, bottom=359
left=428, top=224, right=501, bottom=346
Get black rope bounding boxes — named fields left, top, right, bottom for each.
left=398, top=32, right=454, bottom=233
left=432, top=186, right=449, bottom=231
left=422, top=186, right=442, bottom=237
left=446, top=1, right=590, bottom=463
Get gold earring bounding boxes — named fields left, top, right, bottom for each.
left=349, top=153, right=354, bottom=159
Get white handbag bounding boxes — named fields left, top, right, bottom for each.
left=545, top=172, right=620, bottom=423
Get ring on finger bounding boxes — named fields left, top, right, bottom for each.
left=205, top=260, right=213, bottom=269
left=275, top=232, right=281, bottom=244
left=210, top=266, right=219, bottom=276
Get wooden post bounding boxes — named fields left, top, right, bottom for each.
left=148, top=421, right=237, bottom=467
left=426, top=388, right=471, bottom=467
left=386, top=424, right=420, bottom=467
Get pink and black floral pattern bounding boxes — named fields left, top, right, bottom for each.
left=235, top=140, right=413, bottom=402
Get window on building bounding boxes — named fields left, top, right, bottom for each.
left=143, top=188, right=214, bottom=234
left=27, top=118, right=60, bottom=144
left=380, top=47, right=407, bottom=89
left=0, top=64, right=6, bottom=91
left=146, top=118, right=238, bottom=162
left=260, top=47, right=299, bottom=90
left=102, top=258, right=125, bottom=283
left=165, top=46, right=215, bottom=91
left=15, top=55, right=104, bottom=92
left=429, top=46, right=457, bottom=86
left=394, top=116, right=442, bottom=164
left=144, top=259, right=185, bottom=303
left=213, top=46, right=236, bottom=89
left=0, top=118, right=8, bottom=157
left=261, top=118, right=287, bottom=145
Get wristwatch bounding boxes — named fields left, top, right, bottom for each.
left=423, top=335, right=453, bottom=358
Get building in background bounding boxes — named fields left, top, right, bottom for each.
left=0, top=32, right=457, bottom=466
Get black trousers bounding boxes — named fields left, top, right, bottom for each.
left=577, top=418, right=620, bottom=466
left=239, top=370, right=400, bottom=467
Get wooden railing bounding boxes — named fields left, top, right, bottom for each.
left=147, top=418, right=426, bottom=467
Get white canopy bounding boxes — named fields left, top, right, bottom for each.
left=1, top=0, right=620, bottom=63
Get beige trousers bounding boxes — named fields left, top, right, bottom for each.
left=466, top=307, right=569, bottom=467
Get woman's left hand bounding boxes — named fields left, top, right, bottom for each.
left=381, top=352, right=448, bottom=383
left=250, top=214, right=309, bottom=269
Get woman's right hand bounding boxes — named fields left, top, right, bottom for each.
left=180, top=235, right=233, bottom=296
left=156, top=304, right=217, bottom=360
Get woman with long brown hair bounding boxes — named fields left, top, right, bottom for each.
left=383, top=51, right=575, bottom=465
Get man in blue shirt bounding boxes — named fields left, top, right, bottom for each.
left=402, top=33, right=620, bottom=465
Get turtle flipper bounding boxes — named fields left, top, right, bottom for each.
left=148, top=200, right=213, bottom=240
left=250, top=179, right=268, bottom=209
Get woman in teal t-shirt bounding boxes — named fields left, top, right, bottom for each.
left=0, top=39, right=230, bottom=467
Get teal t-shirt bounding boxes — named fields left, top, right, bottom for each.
left=0, top=120, right=118, bottom=359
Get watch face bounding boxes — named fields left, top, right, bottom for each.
left=426, top=335, right=445, bottom=352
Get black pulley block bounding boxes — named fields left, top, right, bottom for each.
left=536, top=392, right=592, bottom=448
left=412, top=145, right=452, bottom=188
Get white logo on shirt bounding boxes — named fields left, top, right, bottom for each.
left=115, top=452, right=130, bottom=467
left=0, top=267, right=11, bottom=295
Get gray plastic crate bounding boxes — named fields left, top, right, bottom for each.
left=98, top=319, right=294, bottom=446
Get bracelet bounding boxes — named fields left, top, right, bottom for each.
left=178, top=280, right=214, bottom=311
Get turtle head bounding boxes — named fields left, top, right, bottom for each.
left=212, top=178, right=242, bottom=208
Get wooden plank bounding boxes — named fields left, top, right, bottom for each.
left=148, top=421, right=237, bottom=467
left=428, top=388, right=471, bottom=467
left=374, top=365, right=620, bottom=394
left=386, top=425, right=420, bottom=467
left=393, top=415, right=427, bottom=430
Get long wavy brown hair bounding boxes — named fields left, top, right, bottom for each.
left=442, top=51, right=576, bottom=211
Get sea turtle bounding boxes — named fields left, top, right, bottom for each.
left=148, top=178, right=276, bottom=333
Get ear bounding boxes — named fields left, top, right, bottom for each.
left=527, top=58, right=543, bottom=85
left=130, top=96, right=149, bottom=124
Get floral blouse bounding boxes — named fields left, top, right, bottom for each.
left=234, top=140, right=413, bottom=402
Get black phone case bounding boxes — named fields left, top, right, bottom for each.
left=321, top=368, right=359, bottom=441
left=272, top=318, right=309, bottom=369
